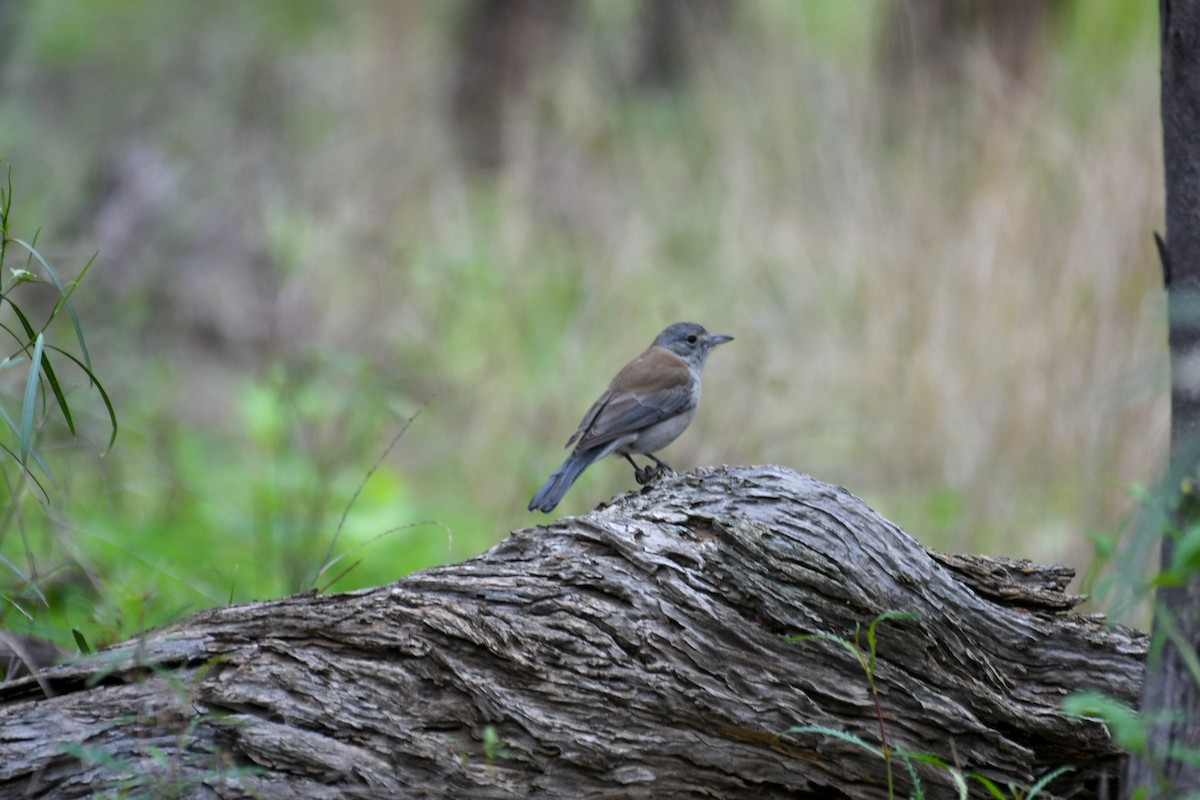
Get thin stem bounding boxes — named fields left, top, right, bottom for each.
left=857, top=628, right=894, bottom=798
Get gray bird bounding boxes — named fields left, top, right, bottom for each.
left=528, top=322, right=733, bottom=513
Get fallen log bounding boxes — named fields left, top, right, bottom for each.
left=0, top=466, right=1145, bottom=798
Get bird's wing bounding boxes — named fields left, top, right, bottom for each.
left=568, top=348, right=696, bottom=451
left=565, top=389, right=611, bottom=448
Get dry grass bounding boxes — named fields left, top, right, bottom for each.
left=297, top=5, right=1165, bottom=569
left=0, top=2, right=1166, bottom=627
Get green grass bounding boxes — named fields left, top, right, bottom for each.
left=0, top=0, right=1168, bottom=652
left=787, top=612, right=1077, bottom=799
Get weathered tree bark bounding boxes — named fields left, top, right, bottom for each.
left=0, top=467, right=1144, bottom=799
left=1124, top=1, right=1200, bottom=796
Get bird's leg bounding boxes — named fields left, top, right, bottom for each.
left=645, top=454, right=674, bottom=473
left=644, top=454, right=674, bottom=481
left=623, top=453, right=657, bottom=485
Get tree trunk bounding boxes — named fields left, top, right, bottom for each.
left=0, top=467, right=1144, bottom=799
left=876, top=0, right=1057, bottom=91
left=1123, top=1, right=1200, bottom=796
left=634, top=0, right=732, bottom=91
left=448, top=0, right=576, bottom=171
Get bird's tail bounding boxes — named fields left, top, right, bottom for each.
left=528, top=449, right=598, bottom=513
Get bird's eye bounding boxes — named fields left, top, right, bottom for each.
left=686, top=334, right=698, bottom=344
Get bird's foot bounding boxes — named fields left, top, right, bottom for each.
left=648, top=456, right=674, bottom=478
left=635, top=463, right=672, bottom=485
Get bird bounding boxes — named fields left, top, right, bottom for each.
left=528, top=321, right=733, bottom=513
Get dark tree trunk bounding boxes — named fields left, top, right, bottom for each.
left=0, top=468, right=1143, bottom=799
left=634, top=0, right=733, bottom=91
left=1124, top=0, right=1200, bottom=795
left=876, top=0, right=1058, bottom=97
left=448, top=0, right=576, bottom=171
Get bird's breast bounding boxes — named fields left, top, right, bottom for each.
left=624, top=405, right=698, bottom=455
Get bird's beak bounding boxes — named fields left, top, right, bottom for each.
left=708, top=333, right=734, bottom=347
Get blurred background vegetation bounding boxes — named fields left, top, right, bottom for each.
left=0, top=0, right=1165, bottom=656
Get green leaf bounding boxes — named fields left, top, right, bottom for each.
left=0, top=401, right=21, bottom=439
left=1062, top=692, right=1146, bottom=754
left=0, top=590, right=33, bottom=622
left=789, top=631, right=869, bottom=672
left=0, top=439, right=53, bottom=496
left=1156, top=604, right=1200, bottom=689
left=39, top=342, right=74, bottom=436
left=46, top=343, right=118, bottom=451
left=1149, top=570, right=1186, bottom=588
left=1088, top=528, right=1116, bottom=560
left=4, top=294, right=78, bottom=438
left=780, top=724, right=883, bottom=757
left=19, top=332, right=44, bottom=462
left=10, top=237, right=93, bottom=372
left=1170, top=522, right=1200, bottom=575
left=896, top=749, right=951, bottom=769
left=867, top=610, right=918, bottom=672
left=947, top=768, right=970, bottom=799
left=966, top=773, right=1007, bottom=800
left=7, top=300, right=38, bottom=349
left=1027, top=765, right=1075, bottom=798
left=72, top=628, right=92, bottom=655
left=891, top=747, right=926, bottom=799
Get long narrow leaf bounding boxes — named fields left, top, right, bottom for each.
left=21, top=241, right=95, bottom=375
left=19, top=333, right=43, bottom=462
left=0, top=553, right=49, bottom=607
left=0, top=440, right=52, bottom=497
left=903, top=758, right=924, bottom=799
left=0, top=354, right=26, bottom=373
left=46, top=344, right=118, bottom=451
left=0, top=551, right=32, bottom=582
left=947, top=768, right=969, bottom=799
left=789, top=631, right=869, bottom=672
left=46, top=357, right=72, bottom=430
left=1157, top=604, right=1200, bottom=690
left=889, top=747, right=928, bottom=799
left=895, top=749, right=952, bottom=769
left=967, top=774, right=1008, bottom=800
left=0, top=402, right=19, bottom=436
left=66, top=253, right=99, bottom=375
left=9, top=303, right=77, bottom=439
left=1026, top=765, right=1074, bottom=798
left=10, top=238, right=93, bottom=372
left=0, top=165, right=10, bottom=263
left=867, top=610, right=919, bottom=674
left=780, top=725, right=883, bottom=757
left=0, top=591, right=32, bottom=622
left=7, top=301, right=37, bottom=343
left=36, top=344, right=73, bottom=435
left=0, top=321, right=36, bottom=352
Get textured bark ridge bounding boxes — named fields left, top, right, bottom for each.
left=0, top=466, right=1145, bottom=799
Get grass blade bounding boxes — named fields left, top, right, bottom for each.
left=967, top=773, right=1008, bottom=800
left=789, top=631, right=869, bottom=672
left=10, top=237, right=93, bottom=372
left=38, top=343, right=74, bottom=436
left=19, top=332, right=44, bottom=462
left=6, top=301, right=38, bottom=349
left=47, top=344, right=118, bottom=451
left=1027, top=765, right=1074, bottom=798
left=780, top=725, right=883, bottom=756
left=0, top=433, right=55, bottom=489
